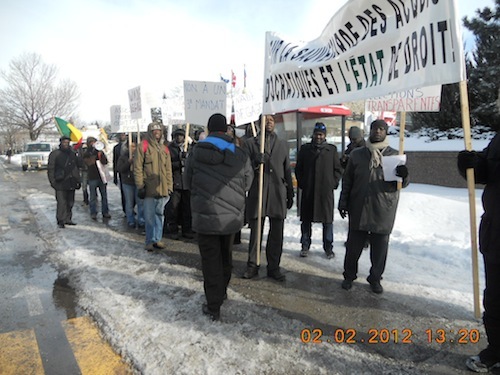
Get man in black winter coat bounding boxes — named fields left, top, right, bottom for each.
left=459, top=111, right=500, bottom=372
left=185, top=113, right=252, bottom=321
left=241, top=115, right=294, bottom=281
left=164, top=128, right=194, bottom=239
left=47, top=136, right=81, bottom=228
left=338, top=120, right=409, bottom=294
left=341, top=126, right=366, bottom=169
left=295, top=122, right=343, bottom=259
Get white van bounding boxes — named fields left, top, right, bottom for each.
left=21, top=142, right=53, bottom=171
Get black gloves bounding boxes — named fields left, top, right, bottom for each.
left=138, top=188, right=146, bottom=199
left=286, top=188, right=294, bottom=209
left=256, top=152, right=270, bottom=165
left=457, top=150, right=477, bottom=170
left=287, top=197, right=294, bottom=209
left=113, top=177, right=118, bottom=185
left=339, top=209, right=348, bottom=219
left=395, top=165, right=408, bottom=179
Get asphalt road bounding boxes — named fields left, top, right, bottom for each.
left=0, top=159, right=487, bottom=374
left=0, top=161, right=132, bottom=374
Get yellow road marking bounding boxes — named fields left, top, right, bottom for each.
left=61, top=316, right=132, bottom=375
left=0, top=329, right=44, bottom=375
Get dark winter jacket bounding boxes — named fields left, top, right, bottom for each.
left=48, top=147, right=81, bottom=191
left=185, top=133, right=253, bottom=235
left=116, top=153, right=136, bottom=186
left=458, top=133, right=500, bottom=259
left=242, top=131, right=294, bottom=220
left=341, top=138, right=366, bottom=169
left=113, top=141, right=127, bottom=182
left=83, top=147, right=108, bottom=182
left=338, top=146, right=409, bottom=234
left=296, top=141, right=343, bottom=223
left=134, top=123, right=173, bottom=198
left=167, top=141, right=191, bottom=190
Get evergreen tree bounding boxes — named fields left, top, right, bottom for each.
left=463, top=0, right=500, bottom=128
left=412, top=1, right=499, bottom=131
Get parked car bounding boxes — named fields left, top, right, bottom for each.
left=21, top=142, right=53, bottom=171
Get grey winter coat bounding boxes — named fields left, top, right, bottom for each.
left=242, top=132, right=294, bottom=220
left=185, top=133, right=252, bottom=235
left=295, top=141, right=343, bottom=223
left=338, top=146, right=409, bottom=234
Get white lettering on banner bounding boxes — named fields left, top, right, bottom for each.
left=262, top=0, right=465, bottom=114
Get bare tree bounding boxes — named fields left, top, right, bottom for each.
left=0, top=52, right=80, bottom=141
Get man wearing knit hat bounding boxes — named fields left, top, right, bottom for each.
left=134, top=121, right=173, bottom=251
left=338, top=119, right=409, bottom=294
left=47, top=136, right=81, bottom=228
left=295, top=122, right=343, bottom=259
left=83, top=136, right=111, bottom=220
left=185, top=113, right=252, bottom=320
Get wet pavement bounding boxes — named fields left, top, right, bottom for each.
left=0, top=161, right=131, bottom=374
left=0, top=159, right=487, bottom=374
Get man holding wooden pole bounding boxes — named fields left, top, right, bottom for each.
left=241, top=115, right=294, bottom=281
left=460, top=92, right=500, bottom=373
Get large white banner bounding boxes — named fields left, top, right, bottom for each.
left=184, top=80, right=227, bottom=126
left=263, top=0, right=465, bottom=114
left=365, top=85, right=442, bottom=112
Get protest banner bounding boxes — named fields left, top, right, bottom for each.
left=262, top=0, right=465, bottom=115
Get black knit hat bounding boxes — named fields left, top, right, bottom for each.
left=207, top=113, right=227, bottom=132
left=60, top=135, right=71, bottom=142
left=370, top=119, right=388, bottom=132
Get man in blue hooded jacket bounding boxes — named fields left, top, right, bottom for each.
left=185, top=113, right=252, bottom=321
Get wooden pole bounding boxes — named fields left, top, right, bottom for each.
left=250, top=121, right=257, bottom=138
left=459, top=79, right=481, bottom=320
left=397, top=112, right=406, bottom=190
left=256, top=116, right=266, bottom=266
left=184, top=123, right=191, bottom=152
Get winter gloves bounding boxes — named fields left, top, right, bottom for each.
left=395, top=165, right=409, bottom=179
left=457, top=150, right=477, bottom=170
left=138, top=188, right=146, bottom=199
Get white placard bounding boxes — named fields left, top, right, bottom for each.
left=184, top=80, right=227, bottom=126
left=128, top=86, right=142, bottom=120
left=109, top=105, right=122, bottom=132
left=232, top=90, right=262, bottom=126
left=382, top=155, right=407, bottom=182
left=262, top=0, right=465, bottom=114
left=365, top=85, right=442, bottom=113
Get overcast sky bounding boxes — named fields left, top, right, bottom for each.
left=0, top=0, right=495, bottom=123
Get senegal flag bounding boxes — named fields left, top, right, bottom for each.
left=54, top=117, right=83, bottom=149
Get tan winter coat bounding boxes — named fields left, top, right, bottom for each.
left=134, top=124, right=173, bottom=198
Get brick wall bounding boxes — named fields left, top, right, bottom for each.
left=406, top=151, right=469, bottom=188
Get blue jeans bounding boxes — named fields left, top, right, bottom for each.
left=143, top=196, right=169, bottom=245
left=300, top=221, right=333, bottom=253
left=122, top=183, right=144, bottom=226
left=88, top=179, right=109, bottom=215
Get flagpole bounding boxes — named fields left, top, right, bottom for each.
left=459, top=79, right=481, bottom=320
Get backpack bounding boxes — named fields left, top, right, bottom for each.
left=142, top=139, right=170, bottom=155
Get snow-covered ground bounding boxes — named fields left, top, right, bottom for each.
left=2, top=129, right=495, bottom=374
